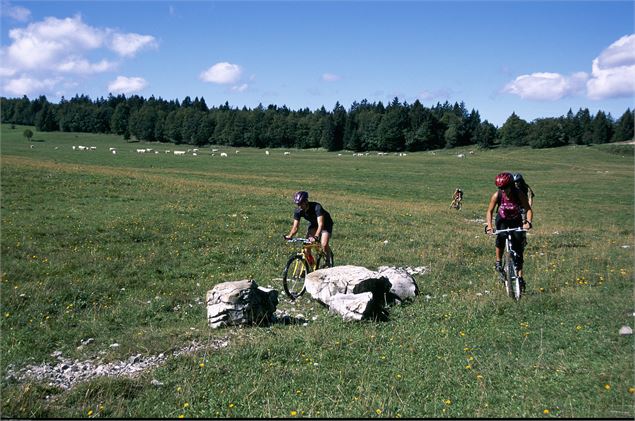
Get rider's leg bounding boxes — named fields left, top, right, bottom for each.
left=320, top=231, right=332, bottom=264
left=306, top=227, right=317, bottom=262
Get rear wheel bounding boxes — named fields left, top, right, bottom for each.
left=316, top=250, right=334, bottom=269
left=282, top=255, right=309, bottom=299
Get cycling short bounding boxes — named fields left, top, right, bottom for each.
left=307, top=222, right=333, bottom=237
left=495, top=215, right=526, bottom=269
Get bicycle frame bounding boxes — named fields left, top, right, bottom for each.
left=286, top=237, right=325, bottom=271
left=282, top=237, right=332, bottom=299
left=492, top=227, right=526, bottom=301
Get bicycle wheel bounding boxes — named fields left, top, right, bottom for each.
left=282, top=255, right=309, bottom=299
left=502, top=251, right=515, bottom=299
left=316, top=249, right=334, bottom=269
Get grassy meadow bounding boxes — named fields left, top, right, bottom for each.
left=1, top=124, right=633, bottom=418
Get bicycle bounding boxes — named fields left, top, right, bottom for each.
left=282, top=237, right=334, bottom=300
left=487, top=227, right=527, bottom=301
left=450, top=197, right=462, bottom=210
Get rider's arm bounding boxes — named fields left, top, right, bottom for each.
left=286, top=219, right=300, bottom=239
left=312, top=215, right=324, bottom=240
left=519, top=193, right=533, bottom=230
left=485, top=191, right=498, bottom=233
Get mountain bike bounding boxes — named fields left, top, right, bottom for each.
left=489, top=227, right=527, bottom=301
left=282, top=237, right=334, bottom=300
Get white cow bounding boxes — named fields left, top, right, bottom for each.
left=174, top=150, right=186, bottom=155
left=220, top=152, right=228, bottom=157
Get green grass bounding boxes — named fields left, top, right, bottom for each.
left=1, top=124, right=634, bottom=418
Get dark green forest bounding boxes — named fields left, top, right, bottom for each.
left=2, top=94, right=633, bottom=151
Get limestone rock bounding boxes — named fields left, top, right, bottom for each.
left=206, top=280, right=278, bottom=328
left=377, top=266, right=419, bottom=303
left=324, top=292, right=375, bottom=321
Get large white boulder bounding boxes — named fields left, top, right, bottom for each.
left=206, top=280, right=278, bottom=328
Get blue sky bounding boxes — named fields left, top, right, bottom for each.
left=1, top=1, right=633, bottom=126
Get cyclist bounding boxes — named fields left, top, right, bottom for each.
left=513, top=172, right=534, bottom=208
left=450, top=188, right=463, bottom=209
left=284, top=191, right=334, bottom=265
left=485, top=172, right=533, bottom=291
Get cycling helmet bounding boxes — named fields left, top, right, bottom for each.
left=495, top=172, right=513, bottom=188
left=293, top=191, right=309, bottom=204
left=513, top=173, right=524, bottom=182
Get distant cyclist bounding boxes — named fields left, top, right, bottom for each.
left=450, top=188, right=463, bottom=209
left=284, top=191, right=333, bottom=265
left=485, top=172, right=533, bottom=291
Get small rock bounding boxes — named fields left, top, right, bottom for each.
left=619, top=325, right=633, bottom=336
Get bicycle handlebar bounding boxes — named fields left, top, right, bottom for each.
left=492, top=227, right=527, bottom=234
left=284, top=236, right=315, bottom=244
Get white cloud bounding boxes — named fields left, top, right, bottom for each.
left=1, top=1, right=31, bottom=21
left=503, top=72, right=588, bottom=101
left=0, top=13, right=156, bottom=97
left=586, top=34, right=635, bottom=100
left=200, top=62, right=243, bottom=84
left=109, top=33, right=158, bottom=57
left=3, top=75, right=60, bottom=96
left=57, top=57, right=116, bottom=74
left=107, top=76, right=148, bottom=94
left=504, top=34, right=635, bottom=101
left=322, top=73, right=341, bottom=82
left=418, top=88, right=451, bottom=101
left=231, top=83, right=249, bottom=92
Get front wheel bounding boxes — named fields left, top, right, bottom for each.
left=502, top=251, right=515, bottom=299
left=282, top=255, right=309, bottom=300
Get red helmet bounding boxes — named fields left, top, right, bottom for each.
left=495, top=172, right=513, bottom=188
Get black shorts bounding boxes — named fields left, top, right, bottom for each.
left=307, top=222, right=333, bottom=236
left=495, top=215, right=526, bottom=268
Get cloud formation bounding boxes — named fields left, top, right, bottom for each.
left=503, top=72, right=588, bottom=101
left=200, top=62, right=249, bottom=92
left=587, top=34, right=635, bottom=100
left=107, top=76, right=148, bottom=94
left=200, top=62, right=243, bottom=84
left=0, top=12, right=157, bottom=97
left=504, top=33, right=635, bottom=101
left=1, top=1, right=31, bottom=21
left=322, top=73, right=342, bottom=82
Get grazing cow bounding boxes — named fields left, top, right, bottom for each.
left=220, top=152, right=228, bottom=157
left=112, top=150, right=117, bottom=155
left=137, top=149, right=146, bottom=153
left=174, top=150, right=186, bottom=155
left=265, top=150, right=270, bottom=155
left=284, top=152, right=290, bottom=155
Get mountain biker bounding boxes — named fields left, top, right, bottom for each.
left=485, top=172, right=533, bottom=291
left=513, top=172, right=534, bottom=208
left=284, top=191, right=334, bottom=265
left=450, top=188, right=463, bottom=209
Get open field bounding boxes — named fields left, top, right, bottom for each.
left=1, top=125, right=633, bottom=418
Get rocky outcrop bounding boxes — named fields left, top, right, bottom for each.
left=206, top=280, right=278, bottom=328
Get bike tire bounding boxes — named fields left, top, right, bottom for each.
left=282, top=255, right=309, bottom=300
left=316, top=250, right=334, bottom=269
left=502, top=252, right=515, bottom=299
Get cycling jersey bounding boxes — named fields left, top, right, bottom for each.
left=293, top=201, right=333, bottom=233
left=497, top=188, right=523, bottom=221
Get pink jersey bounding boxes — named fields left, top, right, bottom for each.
left=498, top=189, right=522, bottom=220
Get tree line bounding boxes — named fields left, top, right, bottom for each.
left=1, top=94, right=633, bottom=151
